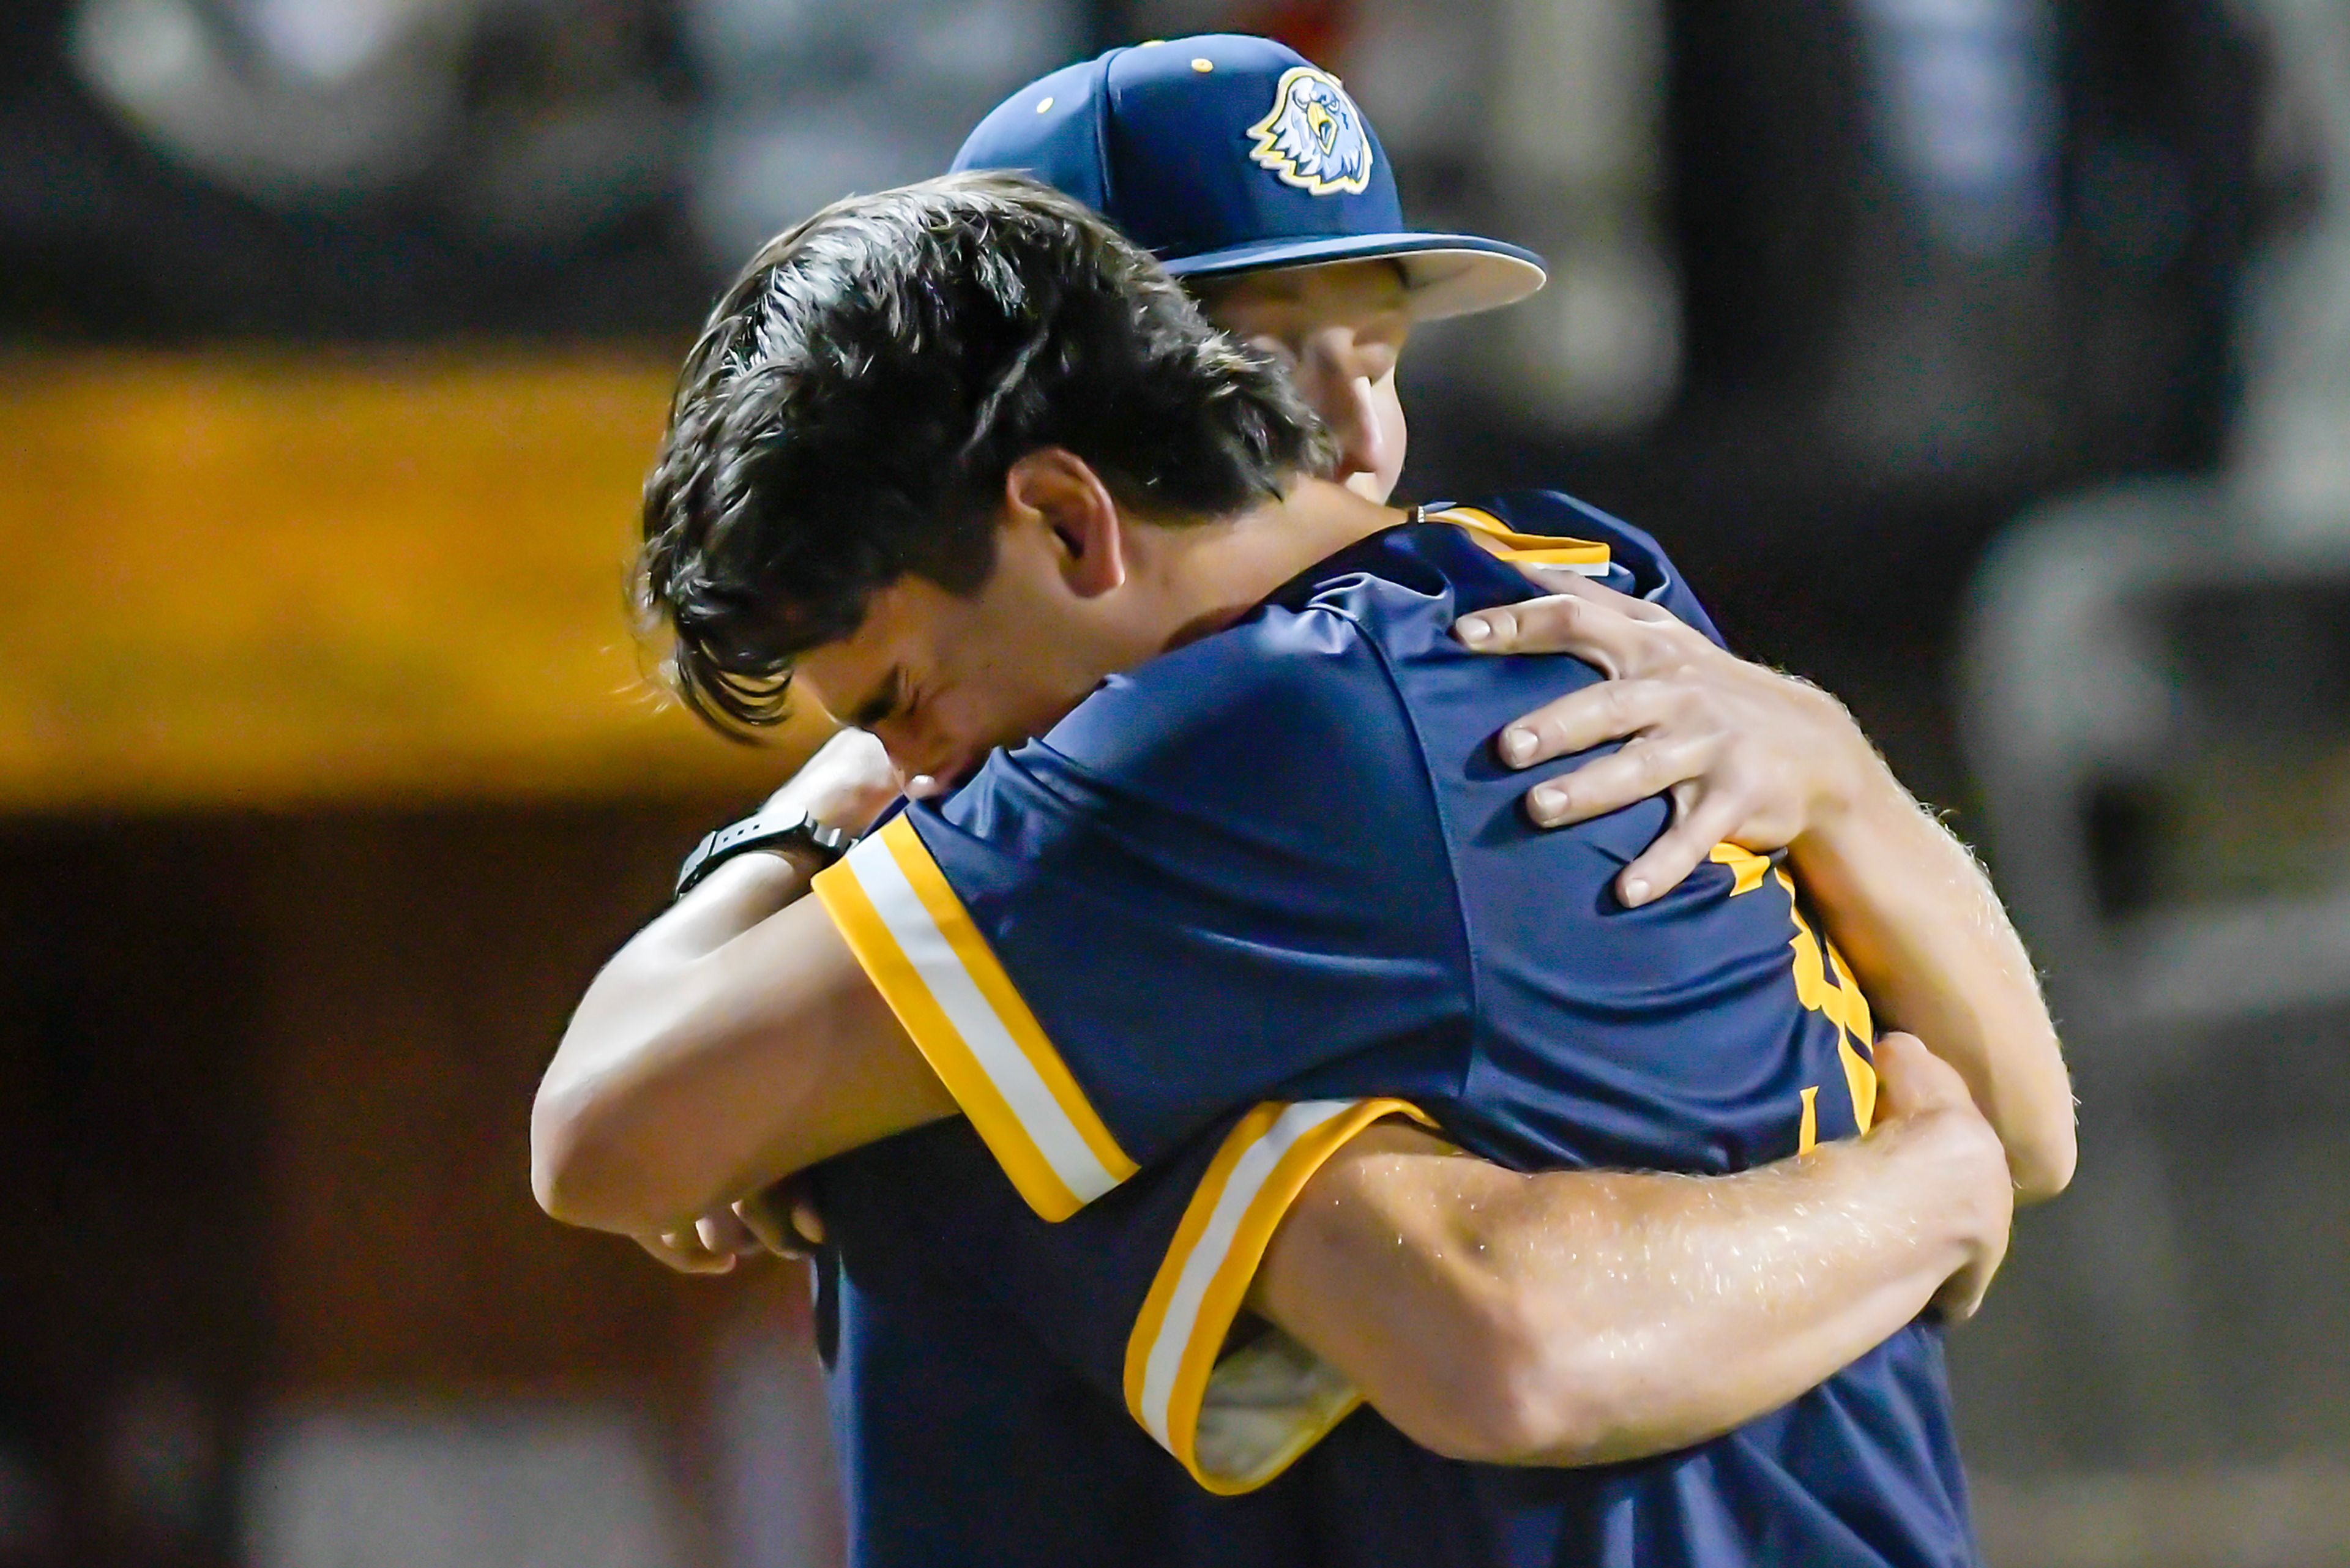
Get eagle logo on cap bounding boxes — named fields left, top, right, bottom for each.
left=1245, top=66, right=1373, bottom=196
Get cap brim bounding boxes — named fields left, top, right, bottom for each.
left=1162, top=232, right=1546, bottom=321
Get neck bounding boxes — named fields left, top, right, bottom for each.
left=1146, top=479, right=1406, bottom=650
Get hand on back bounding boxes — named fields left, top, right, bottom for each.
left=1455, top=573, right=1878, bottom=908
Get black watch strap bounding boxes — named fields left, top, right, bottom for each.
left=675, top=805, right=856, bottom=899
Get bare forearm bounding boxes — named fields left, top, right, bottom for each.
left=1790, top=752, right=2074, bottom=1199
left=1444, top=585, right=2073, bottom=1199
left=533, top=851, right=815, bottom=1227
left=531, top=851, right=949, bottom=1233
left=1255, top=1114, right=1999, bottom=1466
left=624, top=846, right=819, bottom=967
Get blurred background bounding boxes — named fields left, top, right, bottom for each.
left=1, top=0, right=2343, bottom=1563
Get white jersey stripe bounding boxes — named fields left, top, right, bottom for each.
left=845, top=834, right=1122, bottom=1207
left=1136, top=1099, right=1356, bottom=1446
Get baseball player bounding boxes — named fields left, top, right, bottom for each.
left=553, top=36, right=2069, bottom=1566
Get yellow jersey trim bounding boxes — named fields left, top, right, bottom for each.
left=811, top=815, right=1137, bottom=1221
left=1708, top=842, right=1772, bottom=897
left=1124, top=1097, right=1434, bottom=1495
left=1712, top=846, right=1879, bottom=1138
left=1770, top=865, right=1879, bottom=1135
left=1826, top=943, right=1878, bottom=1132
left=1424, top=505, right=1613, bottom=575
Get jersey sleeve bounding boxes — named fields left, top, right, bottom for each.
left=1428, top=490, right=1729, bottom=649
left=856, top=1096, right=1434, bottom=1495
left=810, top=606, right=1469, bottom=1222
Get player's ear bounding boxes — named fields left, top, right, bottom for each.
left=1002, top=448, right=1127, bottom=599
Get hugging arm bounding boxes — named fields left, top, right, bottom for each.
left=806, top=1034, right=2010, bottom=1492
left=531, top=734, right=957, bottom=1242
left=558, top=875, right=2016, bottom=1465
left=1247, top=1034, right=2009, bottom=1466
left=540, top=665, right=2017, bottom=1483
left=530, top=849, right=955, bottom=1239
left=1458, top=577, right=2075, bottom=1200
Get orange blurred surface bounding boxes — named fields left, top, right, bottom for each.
left=0, top=353, right=820, bottom=810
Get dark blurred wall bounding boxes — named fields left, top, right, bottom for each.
left=0, top=804, right=792, bottom=1566
left=1407, top=0, right=2265, bottom=808
left=0, top=0, right=711, bottom=343
left=0, top=824, right=266, bottom=1566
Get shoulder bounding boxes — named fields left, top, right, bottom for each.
left=1425, top=488, right=1725, bottom=647
left=1046, top=601, right=1409, bottom=782
left=937, top=600, right=1425, bottom=844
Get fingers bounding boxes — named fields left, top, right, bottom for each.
left=1457, top=595, right=1614, bottom=672
left=1868, top=1031, right=2010, bottom=1322
left=1614, top=785, right=1748, bottom=908
left=697, top=1208, right=764, bottom=1258
left=732, top=1195, right=810, bottom=1262
left=1931, top=1155, right=2013, bottom=1323
left=633, top=1190, right=828, bottom=1277
left=1870, top=1032, right=1974, bottom=1123
left=1499, top=680, right=1687, bottom=771
left=1455, top=579, right=1692, bottom=670
left=786, top=1186, right=827, bottom=1247
left=637, top=1230, right=739, bottom=1276
left=1520, top=727, right=1714, bottom=828
left=1934, top=1251, right=2001, bottom=1324
left=734, top=1182, right=827, bottom=1261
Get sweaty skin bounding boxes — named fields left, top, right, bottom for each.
left=1251, top=1032, right=2007, bottom=1466
left=1453, top=584, right=2073, bottom=1197
left=535, top=458, right=2018, bottom=1465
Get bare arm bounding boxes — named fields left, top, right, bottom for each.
left=1781, top=749, right=2073, bottom=1198
left=1250, top=1033, right=2012, bottom=1466
left=1456, top=578, right=2074, bottom=1200
left=530, top=734, right=955, bottom=1238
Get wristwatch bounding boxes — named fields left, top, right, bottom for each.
left=674, top=804, right=858, bottom=898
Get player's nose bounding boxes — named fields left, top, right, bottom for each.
left=1324, top=373, right=1394, bottom=485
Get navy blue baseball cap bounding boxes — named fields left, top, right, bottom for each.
left=952, top=34, right=1545, bottom=321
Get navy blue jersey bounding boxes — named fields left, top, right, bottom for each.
left=807, top=491, right=1974, bottom=1566
left=818, top=1123, right=1422, bottom=1568
left=819, top=1116, right=1966, bottom=1568
left=816, top=1127, right=1304, bottom=1567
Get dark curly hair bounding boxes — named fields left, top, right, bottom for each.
left=637, top=172, right=1332, bottom=736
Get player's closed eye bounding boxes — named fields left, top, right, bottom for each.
left=847, top=666, right=912, bottom=731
